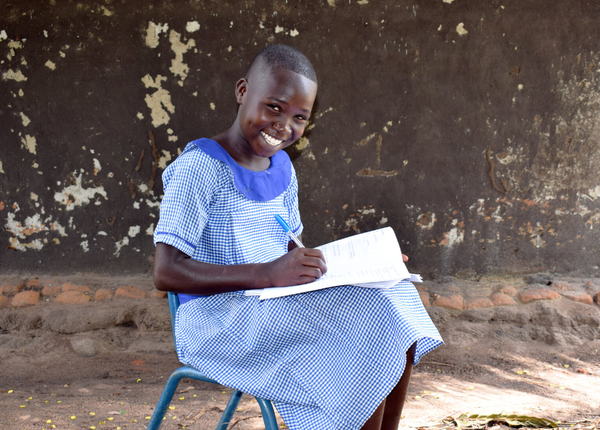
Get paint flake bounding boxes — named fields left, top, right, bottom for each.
left=290, top=29, right=300, bottom=37
left=142, top=74, right=175, bottom=127
left=45, top=60, right=56, bottom=70
left=296, top=137, right=310, bottom=151
left=456, top=23, right=468, bottom=36
left=0, top=161, right=4, bottom=173
left=169, top=30, right=196, bottom=81
left=128, top=226, right=141, bottom=237
left=3, top=69, right=28, bottom=81
left=0, top=30, right=7, bottom=41
left=21, top=134, right=37, bottom=154
left=186, top=21, right=201, bottom=33
left=20, top=112, right=30, bottom=126
left=114, top=236, right=129, bottom=257
left=93, top=158, right=101, bottom=175
left=275, top=26, right=284, bottom=33
left=158, top=150, right=172, bottom=169
left=54, top=173, right=107, bottom=210
left=145, top=22, right=169, bottom=48
left=146, top=223, right=155, bottom=236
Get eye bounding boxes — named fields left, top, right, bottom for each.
left=295, top=115, right=308, bottom=122
left=268, top=104, right=281, bottom=112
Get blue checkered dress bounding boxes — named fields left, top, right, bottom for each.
left=154, top=139, right=443, bottom=430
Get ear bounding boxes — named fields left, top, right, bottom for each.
left=235, top=78, right=248, bottom=104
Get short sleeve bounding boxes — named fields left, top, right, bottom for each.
left=154, top=148, right=219, bottom=256
left=284, top=164, right=303, bottom=237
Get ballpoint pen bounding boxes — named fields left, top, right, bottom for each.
left=274, top=214, right=305, bottom=248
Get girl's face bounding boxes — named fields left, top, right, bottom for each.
left=235, top=67, right=318, bottom=159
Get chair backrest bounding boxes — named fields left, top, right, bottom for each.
left=167, top=292, right=180, bottom=343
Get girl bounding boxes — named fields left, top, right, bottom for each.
left=153, top=44, right=443, bottom=430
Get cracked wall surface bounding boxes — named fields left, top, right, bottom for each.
left=1, top=0, right=599, bottom=277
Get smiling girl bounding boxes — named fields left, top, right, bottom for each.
left=153, top=44, right=442, bottom=430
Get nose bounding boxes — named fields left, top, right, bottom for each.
left=274, top=119, right=292, bottom=135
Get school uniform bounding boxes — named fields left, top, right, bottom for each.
left=154, top=138, right=443, bottom=430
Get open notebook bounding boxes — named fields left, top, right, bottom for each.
left=245, top=226, right=421, bottom=300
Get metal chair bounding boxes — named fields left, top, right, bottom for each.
left=147, top=292, right=279, bottom=430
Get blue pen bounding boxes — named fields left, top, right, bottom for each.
left=274, top=214, right=305, bottom=248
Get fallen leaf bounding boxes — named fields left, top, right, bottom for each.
left=179, top=386, right=195, bottom=393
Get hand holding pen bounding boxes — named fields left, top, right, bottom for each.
left=265, top=214, right=327, bottom=287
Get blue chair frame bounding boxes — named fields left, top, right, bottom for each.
left=147, top=292, right=279, bottom=430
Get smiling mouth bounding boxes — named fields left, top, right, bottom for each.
left=261, top=131, right=283, bottom=147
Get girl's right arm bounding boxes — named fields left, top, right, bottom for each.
left=153, top=242, right=327, bottom=295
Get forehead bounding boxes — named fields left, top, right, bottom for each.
left=249, top=67, right=317, bottom=105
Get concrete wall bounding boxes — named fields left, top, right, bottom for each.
left=1, top=0, right=600, bottom=278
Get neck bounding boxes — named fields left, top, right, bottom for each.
left=212, top=127, right=271, bottom=172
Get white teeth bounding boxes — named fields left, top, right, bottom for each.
left=261, top=131, right=283, bottom=147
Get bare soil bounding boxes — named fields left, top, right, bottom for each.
left=1, top=277, right=600, bottom=430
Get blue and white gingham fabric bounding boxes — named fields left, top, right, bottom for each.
left=154, top=140, right=443, bottom=430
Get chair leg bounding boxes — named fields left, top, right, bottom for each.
left=256, top=398, right=279, bottom=430
left=147, top=368, right=188, bottom=430
left=215, top=390, right=244, bottom=430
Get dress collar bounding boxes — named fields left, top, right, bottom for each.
left=193, top=138, right=292, bottom=201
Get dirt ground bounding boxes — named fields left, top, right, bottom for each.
left=2, top=276, right=600, bottom=430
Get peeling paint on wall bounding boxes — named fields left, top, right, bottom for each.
left=141, top=74, right=175, bottom=127
left=3, top=69, right=28, bottom=82
left=440, top=219, right=465, bottom=247
left=21, top=135, right=37, bottom=155
left=54, top=174, right=108, bottom=210
left=145, top=22, right=168, bottom=49
left=186, top=21, right=200, bottom=33
left=169, top=30, right=195, bottom=84
left=20, top=112, right=31, bottom=127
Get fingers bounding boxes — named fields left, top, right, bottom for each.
left=294, top=248, right=327, bottom=275
left=402, top=254, right=409, bottom=262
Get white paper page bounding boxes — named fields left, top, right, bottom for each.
left=254, top=227, right=411, bottom=300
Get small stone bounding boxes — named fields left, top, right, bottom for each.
left=0, top=295, right=10, bottom=308
left=42, top=285, right=61, bottom=296
left=551, top=281, right=575, bottom=291
left=499, top=285, right=518, bottom=296
left=115, top=286, right=147, bottom=299
left=55, top=291, right=91, bottom=304
left=94, top=288, right=114, bottom=301
left=418, top=291, right=430, bottom=307
left=432, top=294, right=463, bottom=311
left=560, top=291, right=594, bottom=305
left=150, top=289, right=167, bottom=299
left=62, top=282, right=91, bottom=292
left=491, top=293, right=518, bottom=307
left=519, top=288, right=560, bottom=303
left=464, top=297, right=495, bottom=310
left=11, top=291, right=40, bottom=307
left=0, top=281, right=24, bottom=295
left=577, top=368, right=592, bottom=375
left=71, top=338, right=97, bottom=357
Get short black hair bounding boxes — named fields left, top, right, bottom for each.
left=247, top=44, right=317, bottom=84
